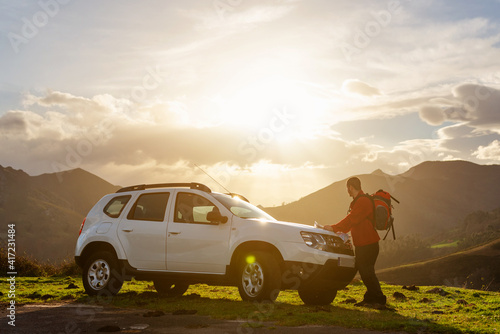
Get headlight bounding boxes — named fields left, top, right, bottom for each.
left=300, top=232, right=327, bottom=251
left=300, top=231, right=353, bottom=254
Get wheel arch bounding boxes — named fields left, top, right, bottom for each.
left=76, top=241, right=119, bottom=268
left=229, top=241, right=284, bottom=275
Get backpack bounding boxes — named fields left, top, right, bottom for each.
left=360, top=190, right=400, bottom=240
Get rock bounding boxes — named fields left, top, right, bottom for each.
left=143, top=310, right=165, bottom=317
left=432, top=310, right=445, bottom=314
left=402, top=285, right=419, bottom=291
left=129, top=324, right=149, bottom=330
left=420, top=297, right=432, bottom=303
left=456, top=299, right=468, bottom=305
left=27, top=292, right=42, bottom=299
left=426, top=288, right=449, bottom=296
left=393, top=292, right=407, bottom=300
left=41, top=294, right=55, bottom=300
left=65, top=283, right=79, bottom=289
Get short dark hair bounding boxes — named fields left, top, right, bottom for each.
left=346, top=177, right=361, bottom=190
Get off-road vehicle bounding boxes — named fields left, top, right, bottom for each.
left=75, top=182, right=356, bottom=305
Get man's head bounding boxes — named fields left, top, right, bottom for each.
left=346, top=177, right=361, bottom=198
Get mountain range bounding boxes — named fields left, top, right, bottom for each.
left=264, top=160, right=500, bottom=237
left=0, top=166, right=119, bottom=261
left=1, top=160, right=499, bottom=263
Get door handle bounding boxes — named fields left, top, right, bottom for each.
left=121, top=228, right=133, bottom=232
left=169, top=231, right=181, bottom=235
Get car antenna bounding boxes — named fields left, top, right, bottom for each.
left=193, top=163, right=231, bottom=193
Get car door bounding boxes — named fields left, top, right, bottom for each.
left=117, top=191, right=171, bottom=270
left=166, top=191, right=231, bottom=273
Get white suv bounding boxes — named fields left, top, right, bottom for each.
left=75, top=183, right=356, bottom=305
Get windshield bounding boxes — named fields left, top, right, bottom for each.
left=212, top=193, right=276, bottom=221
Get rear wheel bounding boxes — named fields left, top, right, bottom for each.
left=82, top=251, right=123, bottom=296
left=237, top=251, right=281, bottom=302
left=154, top=280, right=189, bottom=297
left=298, top=285, right=337, bottom=305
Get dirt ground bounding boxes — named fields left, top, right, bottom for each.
left=0, top=302, right=408, bottom=334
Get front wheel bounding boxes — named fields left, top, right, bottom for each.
left=298, top=285, right=337, bottom=305
left=82, top=251, right=123, bottom=296
left=154, top=280, right=189, bottom=297
left=237, top=251, right=281, bottom=302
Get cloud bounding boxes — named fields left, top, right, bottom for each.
left=0, top=110, right=27, bottom=133
left=341, top=79, right=381, bottom=96
left=452, top=84, right=500, bottom=131
left=182, top=2, right=296, bottom=32
left=473, top=140, right=500, bottom=161
left=418, top=83, right=500, bottom=132
left=419, top=105, right=446, bottom=126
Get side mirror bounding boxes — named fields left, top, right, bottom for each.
left=207, top=210, right=228, bottom=224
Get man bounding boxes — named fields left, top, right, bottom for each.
left=324, top=177, right=386, bottom=306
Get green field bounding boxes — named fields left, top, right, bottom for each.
left=1, top=277, right=499, bottom=333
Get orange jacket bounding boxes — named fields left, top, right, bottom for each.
left=330, top=191, right=380, bottom=247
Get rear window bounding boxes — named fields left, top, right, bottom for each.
left=103, top=195, right=131, bottom=218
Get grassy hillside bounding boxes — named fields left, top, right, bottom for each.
left=376, top=206, right=500, bottom=270
left=377, top=237, right=500, bottom=291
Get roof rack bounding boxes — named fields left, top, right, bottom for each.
left=116, top=182, right=211, bottom=193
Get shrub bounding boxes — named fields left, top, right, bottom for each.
left=0, top=246, right=80, bottom=277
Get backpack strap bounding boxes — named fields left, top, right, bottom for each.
left=382, top=218, right=396, bottom=240
left=349, top=194, right=376, bottom=228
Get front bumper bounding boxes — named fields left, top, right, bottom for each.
left=281, top=258, right=357, bottom=291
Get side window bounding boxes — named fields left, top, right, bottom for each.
left=127, top=192, right=170, bottom=222
left=103, top=195, right=131, bottom=218
left=174, top=193, right=217, bottom=224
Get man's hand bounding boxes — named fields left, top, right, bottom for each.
left=324, top=225, right=334, bottom=232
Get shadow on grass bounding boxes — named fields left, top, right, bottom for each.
left=76, top=291, right=466, bottom=334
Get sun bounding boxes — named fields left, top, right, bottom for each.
left=214, top=76, right=332, bottom=140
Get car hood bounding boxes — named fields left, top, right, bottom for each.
left=240, top=218, right=338, bottom=238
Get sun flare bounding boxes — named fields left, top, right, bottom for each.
left=214, top=77, right=334, bottom=140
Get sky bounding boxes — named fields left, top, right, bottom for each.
left=1, top=0, right=500, bottom=206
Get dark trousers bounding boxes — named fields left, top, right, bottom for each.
left=355, top=242, right=386, bottom=304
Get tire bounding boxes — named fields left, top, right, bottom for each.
left=298, top=285, right=337, bottom=305
left=154, top=280, right=189, bottom=297
left=82, top=251, right=123, bottom=296
left=237, top=251, right=281, bottom=302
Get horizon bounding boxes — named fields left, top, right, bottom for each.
left=2, top=159, right=497, bottom=207
left=2, top=1, right=500, bottom=206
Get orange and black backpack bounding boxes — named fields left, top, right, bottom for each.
left=362, top=190, right=399, bottom=240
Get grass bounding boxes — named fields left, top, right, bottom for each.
left=1, top=277, right=499, bottom=333
left=431, top=240, right=460, bottom=249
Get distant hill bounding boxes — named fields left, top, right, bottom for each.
left=377, top=237, right=500, bottom=291
left=264, top=161, right=500, bottom=237
left=0, top=166, right=119, bottom=262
